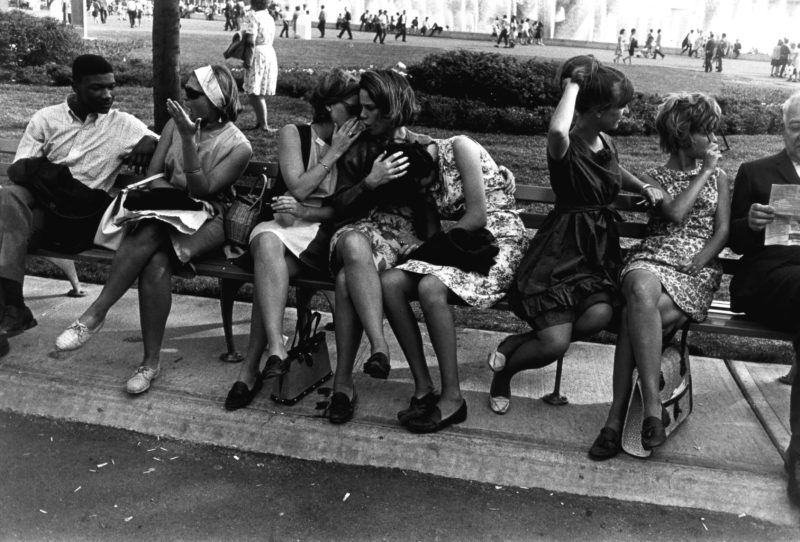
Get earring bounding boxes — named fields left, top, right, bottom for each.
left=326, top=106, right=332, bottom=112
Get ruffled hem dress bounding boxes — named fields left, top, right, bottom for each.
left=510, top=133, right=623, bottom=330
left=622, top=165, right=723, bottom=322
left=394, top=137, right=528, bottom=308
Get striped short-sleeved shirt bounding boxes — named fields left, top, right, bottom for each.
left=14, top=101, right=156, bottom=191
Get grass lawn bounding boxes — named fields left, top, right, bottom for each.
left=0, top=34, right=794, bottom=366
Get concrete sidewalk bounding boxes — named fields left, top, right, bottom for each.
left=1, top=277, right=798, bottom=526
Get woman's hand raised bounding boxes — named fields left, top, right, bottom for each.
left=330, top=118, right=364, bottom=156
left=166, top=98, right=201, bottom=139
left=700, top=142, right=722, bottom=174
left=364, top=151, right=409, bottom=190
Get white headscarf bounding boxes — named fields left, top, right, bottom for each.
left=194, top=66, right=226, bottom=110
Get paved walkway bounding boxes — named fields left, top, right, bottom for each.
left=1, top=277, right=797, bottom=526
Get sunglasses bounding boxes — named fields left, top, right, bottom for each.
left=706, top=130, right=730, bottom=152
left=342, top=102, right=362, bottom=116
left=184, top=86, right=205, bottom=101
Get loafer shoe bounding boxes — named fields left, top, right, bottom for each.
left=328, top=390, right=357, bottom=424
left=126, top=366, right=160, bottom=395
left=397, top=391, right=439, bottom=425
left=224, top=373, right=264, bottom=411
left=0, top=334, right=9, bottom=358
left=786, top=448, right=800, bottom=508
left=641, top=416, right=666, bottom=450
left=363, top=352, right=390, bottom=379
left=262, top=355, right=289, bottom=379
left=0, top=305, right=37, bottom=338
left=489, top=395, right=510, bottom=415
left=55, top=319, right=104, bottom=352
left=407, top=400, right=467, bottom=434
left=588, top=427, right=621, bottom=461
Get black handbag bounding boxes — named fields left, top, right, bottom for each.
left=271, top=310, right=332, bottom=405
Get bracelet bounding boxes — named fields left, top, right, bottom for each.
left=319, top=161, right=331, bottom=173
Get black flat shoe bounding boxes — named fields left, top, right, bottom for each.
left=397, top=391, right=440, bottom=426
left=363, top=352, right=390, bottom=379
left=328, top=390, right=357, bottom=424
left=786, top=448, right=800, bottom=508
left=0, top=305, right=37, bottom=338
left=262, top=355, right=289, bottom=379
left=588, top=427, right=621, bottom=461
left=641, top=416, right=666, bottom=450
left=224, top=373, right=264, bottom=411
left=407, top=400, right=467, bottom=434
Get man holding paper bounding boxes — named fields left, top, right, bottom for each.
left=729, top=92, right=800, bottom=508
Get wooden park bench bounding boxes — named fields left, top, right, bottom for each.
left=0, top=137, right=792, bottom=405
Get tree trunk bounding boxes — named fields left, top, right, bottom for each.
left=152, top=0, right=181, bottom=133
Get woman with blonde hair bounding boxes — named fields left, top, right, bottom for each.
left=56, top=65, right=252, bottom=395
left=589, top=92, right=729, bottom=459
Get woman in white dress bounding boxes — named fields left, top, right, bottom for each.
left=296, top=9, right=313, bottom=39
left=242, top=0, right=278, bottom=132
left=224, top=70, right=363, bottom=410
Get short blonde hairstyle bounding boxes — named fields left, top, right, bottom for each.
left=655, top=92, right=721, bottom=153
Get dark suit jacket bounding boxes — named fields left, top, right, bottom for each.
left=729, top=149, right=800, bottom=315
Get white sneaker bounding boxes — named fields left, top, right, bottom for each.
left=126, top=366, right=160, bottom=395
left=55, top=319, right=105, bottom=351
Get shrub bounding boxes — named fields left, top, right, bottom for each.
left=407, top=50, right=561, bottom=109
left=0, top=10, right=84, bottom=68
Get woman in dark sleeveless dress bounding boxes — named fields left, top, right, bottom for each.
left=487, top=56, right=662, bottom=415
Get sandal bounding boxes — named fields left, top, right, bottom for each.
left=588, top=427, right=621, bottom=461
left=65, top=288, right=86, bottom=298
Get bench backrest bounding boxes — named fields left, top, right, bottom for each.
left=0, top=136, right=739, bottom=273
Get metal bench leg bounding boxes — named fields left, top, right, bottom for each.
left=319, top=289, right=335, bottom=331
left=542, top=356, right=568, bottom=405
left=295, top=287, right=317, bottom=334
left=219, top=277, right=246, bottom=363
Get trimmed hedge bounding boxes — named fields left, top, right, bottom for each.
left=407, top=50, right=561, bottom=109
left=0, top=16, right=789, bottom=137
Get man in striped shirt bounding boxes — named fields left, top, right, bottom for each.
left=0, top=54, right=157, bottom=340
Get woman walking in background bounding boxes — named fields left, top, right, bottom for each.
left=242, top=0, right=279, bottom=132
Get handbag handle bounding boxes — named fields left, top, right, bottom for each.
left=247, top=174, right=271, bottom=210
left=122, top=173, right=166, bottom=194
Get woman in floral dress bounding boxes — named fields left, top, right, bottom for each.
left=589, top=92, right=729, bottom=460
left=382, top=136, right=528, bottom=433
left=242, top=0, right=278, bottom=131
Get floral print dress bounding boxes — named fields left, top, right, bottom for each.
left=395, top=137, right=529, bottom=308
left=622, top=165, right=724, bottom=322
left=242, top=9, right=278, bottom=96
